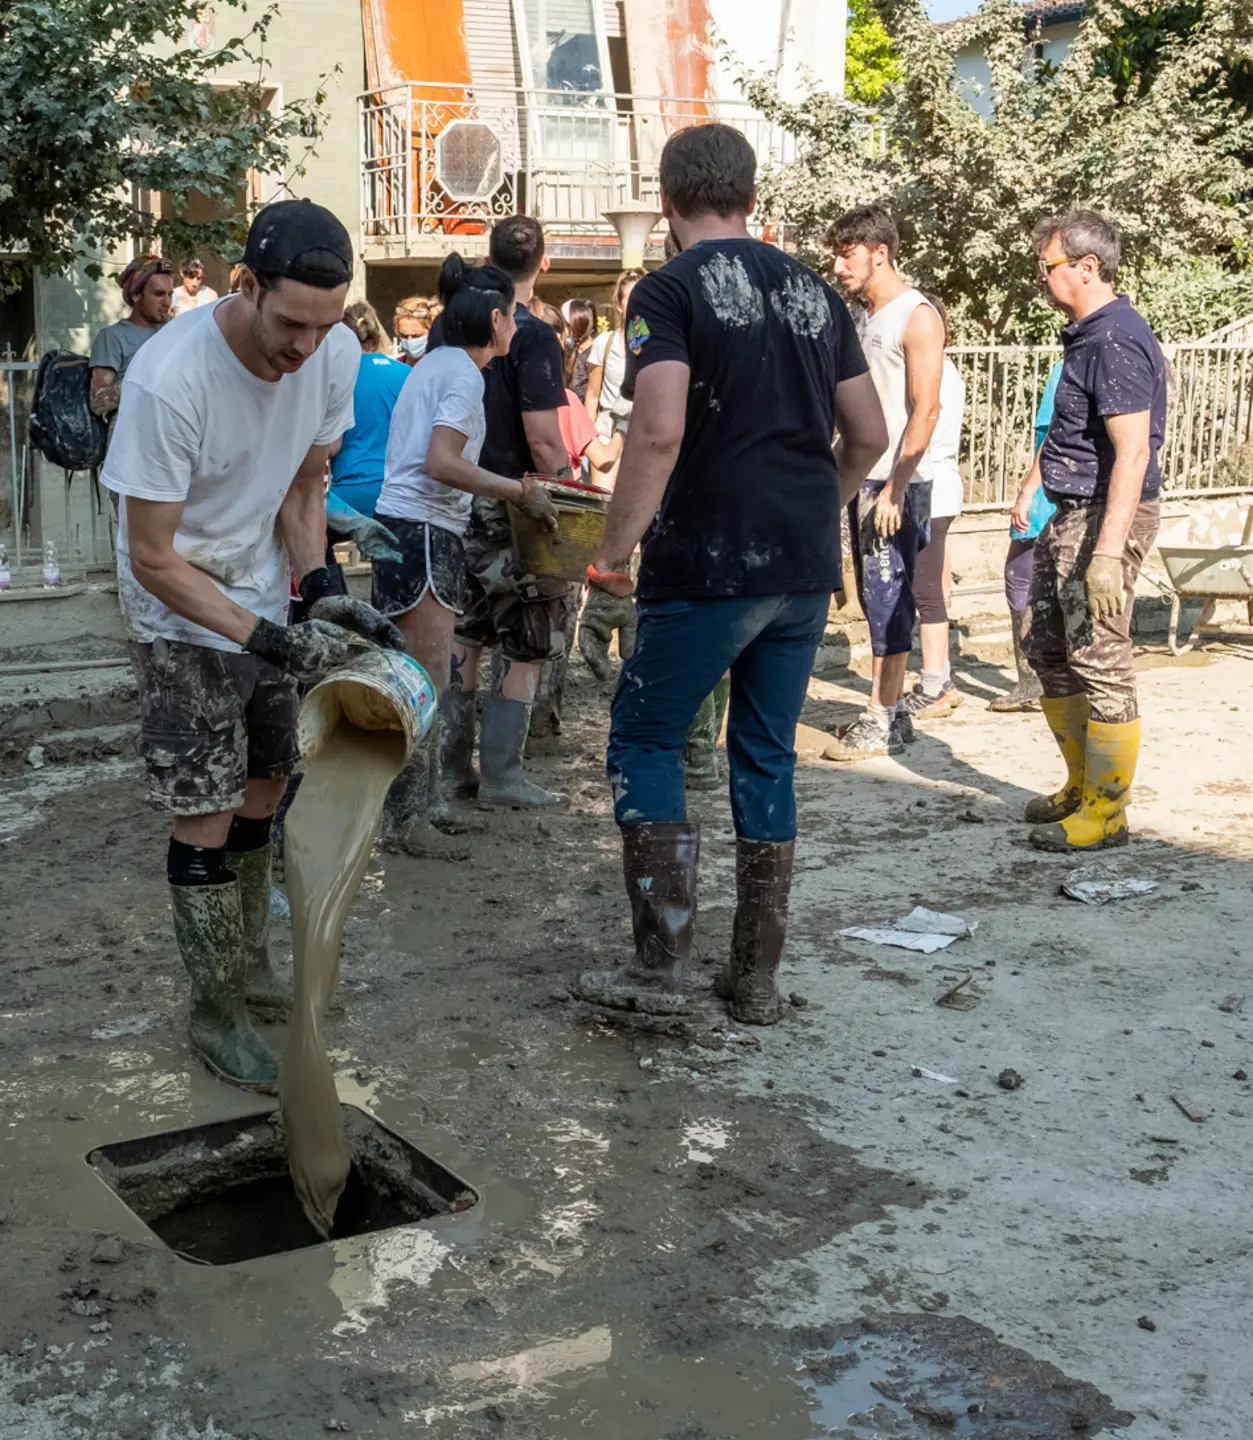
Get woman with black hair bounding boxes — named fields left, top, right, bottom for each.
left=371, top=253, right=559, bottom=859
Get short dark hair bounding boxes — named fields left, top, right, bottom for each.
left=659, top=124, right=756, bottom=221
left=489, top=216, right=546, bottom=281
left=438, top=253, right=516, bottom=348
left=1032, top=209, right=1120, bottom=282
left=825, top=205, right=899, bottom=265
left=180, top=258, right=204, bottom=278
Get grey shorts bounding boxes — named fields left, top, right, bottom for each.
left=130, top=638, right=300, bottom=816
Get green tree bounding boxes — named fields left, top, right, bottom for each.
left=0, top=0, right=329, bottom=287
left=846, top=0, right=902, bottom=106
left=747, top=0, right=1253, bottom=342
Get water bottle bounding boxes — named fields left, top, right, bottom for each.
left=0, top=543, right=9, bottom=591
left=42, top=540, right=61, bottom=589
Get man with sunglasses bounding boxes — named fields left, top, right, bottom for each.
left=1010, top=209, right=1165, bottom=853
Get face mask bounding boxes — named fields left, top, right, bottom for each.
left=398, top=336, right=427, bottom=359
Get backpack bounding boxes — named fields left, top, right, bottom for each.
left=29, top=350, right=108, bottom=472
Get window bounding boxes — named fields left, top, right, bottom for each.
left=512, top=0, right=610, bottom=95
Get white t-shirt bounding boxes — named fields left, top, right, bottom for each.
left=377, top=346, right=486, bottom=537
left=170, top=284, right=219, bottom=318
left=101, top=300, right=357, bottom=653
left=929, top=357, right=966, bottom=520
left=588, top=328, right=632, bottom=418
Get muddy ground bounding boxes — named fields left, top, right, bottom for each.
left=2, top=633, right=1253, bottom=1439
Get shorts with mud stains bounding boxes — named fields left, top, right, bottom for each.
left=454, top=496, right=571, bottom=664
left=130, top=638, right=300, bottom=815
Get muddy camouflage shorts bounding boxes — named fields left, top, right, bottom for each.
left=130, top=638, right=300, bottom=816
left=454, top=496, right=571, bottom=664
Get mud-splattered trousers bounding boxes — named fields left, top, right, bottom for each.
left=606, top=592, right=829, bottom=842
left=848, top=481, right=931, bottom=657
left=1024, top=497, right=1160, bottom=724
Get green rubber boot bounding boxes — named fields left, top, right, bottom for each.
left=170, top=880, right=279, bottom=1091
left=684, top=676, right=730, bottom=791
left=225, top=842, right=292, bottom=1021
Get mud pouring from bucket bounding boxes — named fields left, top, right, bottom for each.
left=282, top=646, right=435, bottom=1236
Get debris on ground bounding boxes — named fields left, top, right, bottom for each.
left=936, top=973, right=979, bottom=1011
left=1137, top=1316, right=1158, bottom=1332
left=841, top=907, right=977, bottom=955
left=1218, top=993, right=1244, bottom=1014
left=997, top=1068, right=1024, bottom=1091
left=912, top=1065, right=958, bottom=1084
left=1171, top=1091, right=1206, bottom=1123
left=1061, top=866, right=1160, bottom=905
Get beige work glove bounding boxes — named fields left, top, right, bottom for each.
left=513, top=476, right=560, bottom=535
left=1085, top=553, right=1126, bottom=621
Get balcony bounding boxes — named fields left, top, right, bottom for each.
left=358, top=84, right=804, bottom=264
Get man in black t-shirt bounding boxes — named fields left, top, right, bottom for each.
left=577, top=124, right=888, bottom=1025
left=427, top=217, right=574, bottom=811
left=1009, top=210, right=1165, bottom=854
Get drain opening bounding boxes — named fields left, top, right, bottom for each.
left=87, top=1105, right=477, bottom=1266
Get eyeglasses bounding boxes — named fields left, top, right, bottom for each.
left=1037, top=256, right=1077, bottom=281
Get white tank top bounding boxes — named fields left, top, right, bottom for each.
left=928, top=356, right=966, bottom=519
left=859, top=288, right=936, bottom=484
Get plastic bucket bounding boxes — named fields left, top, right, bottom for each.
left=297, top=647, right=436, bottom=764
left=509, top=502, right=608, bottom=583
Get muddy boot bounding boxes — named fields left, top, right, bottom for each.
left=715, top=839, right=794, bottom=1026
left=226, top=841, right=291, bottom=1021
left=1024, top=693, right=1089, bottom=823
left=576, top=822, right=699, bottom=1012
left=171, top=880, right=278, bottom=1091
left=477, top=695, right=567, bottom=809
left=439, top=689, right=479, bottom=803
left=382, top=739, right=471, bottom=860
left=1030, top=718, right=1140, bottom=853
left=990, top=608, right=1044, bottom=712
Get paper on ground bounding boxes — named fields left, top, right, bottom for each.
left=894, top=906, right=978, bottom=938
left=839, top=926, right=958, bottom=954
left=1062, top=867, right=1159, bottom=905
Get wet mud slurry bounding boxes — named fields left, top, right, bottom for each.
left=9, top=650, right=1253, bottom=1435
left=284, top=722, right=406, bottom=1235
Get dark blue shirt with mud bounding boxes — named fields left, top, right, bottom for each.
left=1039, top=294, right=1166, bottom=504
left=622, top=238, right=867, bottom=601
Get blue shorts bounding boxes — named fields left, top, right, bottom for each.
left=848, top=482, right=931, bottom=657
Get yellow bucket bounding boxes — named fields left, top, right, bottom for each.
left=509, top=501, right=608, bottom=583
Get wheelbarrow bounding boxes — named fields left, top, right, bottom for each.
left=1155, top=501, right=1253, bottom=654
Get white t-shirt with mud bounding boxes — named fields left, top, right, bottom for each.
left=101, top=300, right=357, bottom=653
left=859, top=288, right=936, bottom=485
left=928, top=356, right=966, bottom=520
left=377, top=346, right=486, bottom=537
left=588, top=328, right=632, bottom=418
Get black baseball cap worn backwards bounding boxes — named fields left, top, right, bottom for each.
left=243, top=199, right=353, bottom=289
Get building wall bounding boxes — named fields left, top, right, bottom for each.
left=954, top=20, right=1080, bottom=117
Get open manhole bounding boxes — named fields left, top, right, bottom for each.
left=87, top=1105, right=478, bottom=1266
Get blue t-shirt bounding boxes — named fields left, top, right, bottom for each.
left=1012, top=361, right=1063, bottom=541
left=329, top=351, right=409, bottom=516
left=1039, top=295, right=1166, bottom=503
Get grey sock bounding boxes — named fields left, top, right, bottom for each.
left=920, top=668, right=945, bottom=699
left=942, top=658, right=952, bottom=687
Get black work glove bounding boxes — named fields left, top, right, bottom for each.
left=245, top=616, right=362, bottom=683
left=308, top=595, right=405, bottom=652
left=299, top=564, right=348, bottom=606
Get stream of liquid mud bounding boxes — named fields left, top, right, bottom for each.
left=283, top=721, right=407, bottom=1236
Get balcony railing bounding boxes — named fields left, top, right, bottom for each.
left=359, top=83, right=806, bottom=256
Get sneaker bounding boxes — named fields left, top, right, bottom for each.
left=824, top=712, right=901, bottom=762
left=899, top=683, right=963, bottom=720
left=891, top=708, right=916, bottom=747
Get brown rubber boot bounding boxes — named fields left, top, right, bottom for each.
left=575, top=821, right=699, bottom=1013
left=717, top=839, right=794, bottom=1026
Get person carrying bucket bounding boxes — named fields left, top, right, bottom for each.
left=580, top=124, right=889, bottom=1025
left=370, top=254, right=559, bottom=858
left=100, top=200, right=406, bottom=1092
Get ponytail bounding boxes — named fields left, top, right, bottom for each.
left=437, top=253, right=515, bottom=348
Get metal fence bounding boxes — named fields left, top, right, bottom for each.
left=951, top=342, right=1253, bottom=508
left=360, top=84, right=807, bottom=251
left=0, top=355, right=116, bottom=582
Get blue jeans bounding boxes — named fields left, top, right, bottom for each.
left=607, top=593, right=829, bottom=842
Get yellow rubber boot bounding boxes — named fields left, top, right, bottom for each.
left=1023, top=693, right=1090, bottom=824
left=1029, top=718, right=1141, bottom=852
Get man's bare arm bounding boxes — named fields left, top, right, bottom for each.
left=522, top=409, right=574, bottom=481
left=593, top=360, right=688, bottom=572
left=833, top=372, right=889, bottom=506
left=126, top=496, right=257, bottom=645
left=89, top=367, right=120, bottom=418
left=1096, top=411, right=1151, bottom=555
left=888, top=303, right=945, bottom=499
left=276, top=444, right=332, bottom=585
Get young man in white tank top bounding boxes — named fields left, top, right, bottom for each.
left=824, top=205, right=945, bottom=760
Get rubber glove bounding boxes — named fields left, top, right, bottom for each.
left=325, top=496, right=404, bottom=564
left=512, top=476, right=560, bottom=535
left=1085, top=553, right=1126, bottom=621
left=578, top=586, right=637, bottom=681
